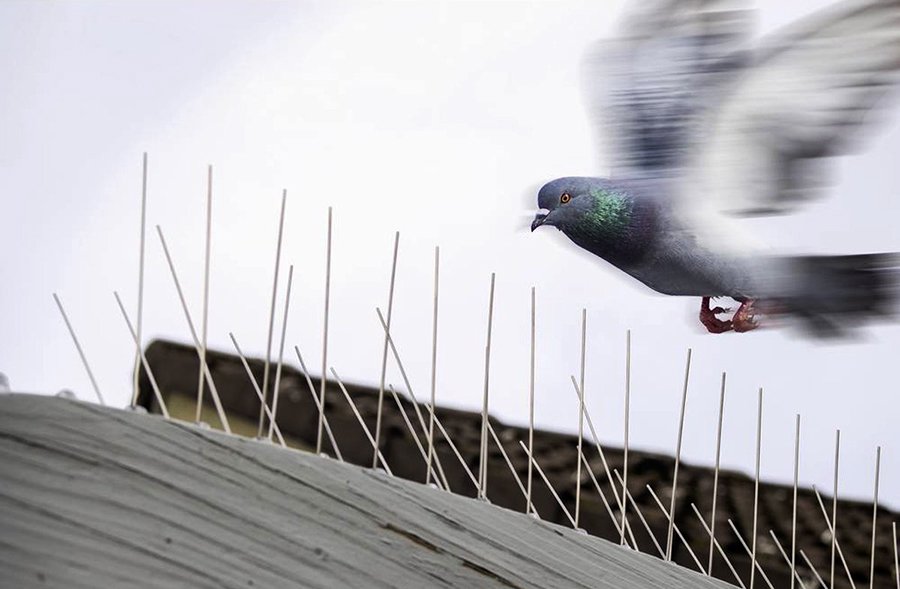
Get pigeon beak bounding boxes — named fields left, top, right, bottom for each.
left=531, top=213, right=548, bottom=232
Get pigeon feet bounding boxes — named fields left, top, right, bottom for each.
left=699, top=297, right=733, bottom=334
left=732, top=299, right=759, bottom=332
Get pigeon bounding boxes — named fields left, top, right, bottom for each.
left=531, top=0, right=900, bottom=335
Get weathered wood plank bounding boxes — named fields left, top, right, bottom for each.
left=0, top=394, right=732, bottom=588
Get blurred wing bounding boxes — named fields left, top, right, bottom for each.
left=692, top=0, right=900, bottom=220
left=582, top=0, right=753, bottom=176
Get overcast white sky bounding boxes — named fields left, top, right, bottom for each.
left=2, top=0, right=898, bottom=508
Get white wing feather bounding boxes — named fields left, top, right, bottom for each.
left=683, top=0, right=900, bottom=254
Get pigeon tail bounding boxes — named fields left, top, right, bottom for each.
left=780, top=253, right=900, bottom=337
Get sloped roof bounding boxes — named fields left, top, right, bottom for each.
left=0, top=393, right=735, bottom=588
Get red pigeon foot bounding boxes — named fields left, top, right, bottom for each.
left=732, top=299, right=759, bottom=333
left=699, top=296, right=733, bottom=334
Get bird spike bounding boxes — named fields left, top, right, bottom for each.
left=131, top=152, right=148, bottom=409
left=196, top=164, right=213, bottom=424
left=791, top=414, right=801, bottom=589
left=330, top=366, right=392, bottom=475
left=259, top=189, right=286, bottom=437
left=621, top=329, right=631, bottom=546
left=527, top=286, right=536, bottom=516
left=613, top=469, right=663, bottom=557
left=373, top=231, right=400, bottom=469
left=690, top=502, right=746, bottom=589
left=812, top=485, right=857, bottom=588
left=374, top=307, right=452, bottom=490
left=294, top=346, right=343, bottom=462
left=519, top=440, right=577, bottom=529
left=426, top=245, right=440, bottom=488
left=727, top=518, right=775, bottom=589
left=155, top=225, right=230, bottom=433
left=767, top=530, right=806, bottom=589
left=575, top=308, right=586, bottom=528
left=316, top=206, right=332, bottom=454
left=478, top=273, right=496, bottom=501
left=487, top=421, right=531, bottom=509
left=228, top=332, right=286, bottom=447
left=832, top=430, right=842, bottom=589
left=268, top=265, right=294, bottom=442
left=750, top=388, right=763, bottom=589
left=53, top=293, right=105, bottom=406
left=113, top=291, right=168, bottom=418
left=666, top=347, right=692, bottom=562
left=869, top=446, right=881, bottom=589
left=645, top=484, right=704, bottom=573
left=388, top=384, right=446, bottom=492
left=709, top=371, right=727, bottom=575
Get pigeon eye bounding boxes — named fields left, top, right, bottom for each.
left=560, top=193, right=571, bottom=204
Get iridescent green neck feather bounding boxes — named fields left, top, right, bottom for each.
left=571, top=187, right=632, bottom=241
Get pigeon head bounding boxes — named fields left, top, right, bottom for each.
left=531, top=177, right=633, bottom=239
left=531, top=177, right=598, bottom=232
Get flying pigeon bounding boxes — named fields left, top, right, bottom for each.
left=531, top=0, right=900, bottom=335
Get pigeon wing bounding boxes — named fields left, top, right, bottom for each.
left=689, top=0, right=900, bottom=221
left=582, top=0, right=753, bottom=177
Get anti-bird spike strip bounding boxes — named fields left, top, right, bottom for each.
left=196, top=164, right=213, bottom=424
left=294, top=346, right=343, bottom=462
left=373, top=231, right=399, bottom=469
left=132, top=152, right=148, bottom=408
left=113, top=291, right=168, bottom=418
left=259, top=189, right=286, bottom=437
left=709, top=371, right=727, bottom=575
left=228, top=332, right=286, bottom=447
left=316, top=206, right=333, bottom=455
left=666, top=347, right=692, bottom=562
left=156, top=225, right=231, bottom=433
left=30, top=160, right=900, bottom=589
left=52, top=293, right=105, bottom=406
left=268, top=265, right=294, bottom=442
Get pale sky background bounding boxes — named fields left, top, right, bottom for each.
left=1, top=0, right=898, bottom=509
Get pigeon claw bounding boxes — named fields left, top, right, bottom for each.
left=732, top=299, right=759, bottom=333
left=700, top=296, right=733, bottom=334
